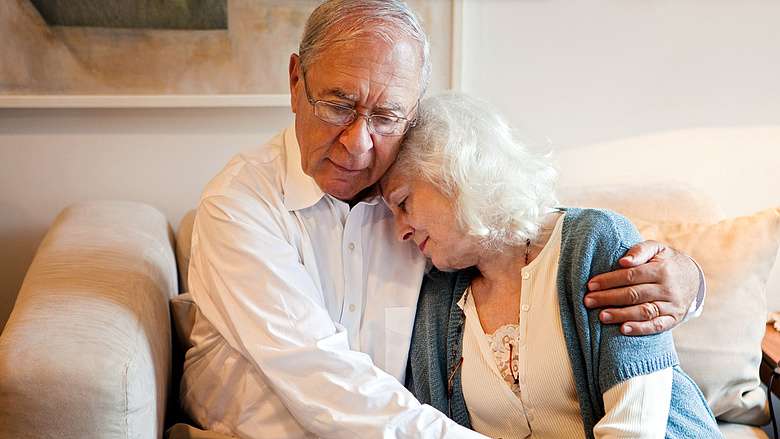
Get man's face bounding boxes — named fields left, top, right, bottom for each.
left=289, top=35, right=422, bottom=202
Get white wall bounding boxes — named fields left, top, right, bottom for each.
left=459, top=0, right=780, bottom=150
left=0, top=106, right=293, bottom=331
left=2, top=0, right=780, bottom=331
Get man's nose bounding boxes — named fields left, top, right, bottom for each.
left=339, top=115, right=373, bottom=156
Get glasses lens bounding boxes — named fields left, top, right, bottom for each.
left=314, top=101, right=355, bottom=125
left=370, top=114, right=406, bottom=136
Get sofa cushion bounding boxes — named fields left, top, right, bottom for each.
left=559, top=183, right=726, bottom=224
left=718, top=421, right=770, bottom=439
left=634, top=207, right=780, bottom=425
left=177, top=209, right=197, bottom=294
left=171, top=292, right=197, bottom=352
left=165, top=422, right=238, bottom=439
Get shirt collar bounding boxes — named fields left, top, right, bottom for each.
left=282, top=124, right=384, bottom=211
left=283, top=126, right=325, bottom=211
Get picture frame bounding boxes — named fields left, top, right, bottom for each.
left=0, top=0, right=458, bottom=109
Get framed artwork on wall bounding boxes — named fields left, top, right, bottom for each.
left=0, top=0, right=457, bottom=108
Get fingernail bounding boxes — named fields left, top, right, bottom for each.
left=588, top=282, right=599, bottom=291
left=584, top=297, right=596, bottom=307
left=623, top=255, right=634, bottom=262
left=623, top=325, right=633, bottom=334
left=601, top=311, right=613, bottom=322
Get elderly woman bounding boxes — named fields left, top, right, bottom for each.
left=380, top=91, right=722, bottom=438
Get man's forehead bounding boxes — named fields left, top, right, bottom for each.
left=306, top=39, right=421, bottom=106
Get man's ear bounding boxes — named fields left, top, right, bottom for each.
left=289, top=53, right=301, bottom=114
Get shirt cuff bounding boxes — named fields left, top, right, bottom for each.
left=681, top=255, right=706, bottom=323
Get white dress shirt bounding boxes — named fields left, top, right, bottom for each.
left=181, top=125, right=487, bottom=439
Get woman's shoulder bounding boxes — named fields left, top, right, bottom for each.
left=555, top=207, right=644, bottom=280
left=560, top=207, right=633, bottom=229
left=560, top=207, right=641, bottom=247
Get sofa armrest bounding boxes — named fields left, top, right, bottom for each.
left=0, top=201, right=178, bottom=439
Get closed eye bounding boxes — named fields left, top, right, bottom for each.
left=387, top=197, right=406, bottom=214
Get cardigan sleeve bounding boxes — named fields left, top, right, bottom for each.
left=557, top=208, right=680, bottom=434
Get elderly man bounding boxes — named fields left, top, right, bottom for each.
left=181, top=1, right=703, bottom=438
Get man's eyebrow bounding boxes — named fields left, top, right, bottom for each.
left=324, top=88, right=407, bottom=114
left=327, top=88, right=358, bottom=102
left=375, top=101, right=406, bottom=113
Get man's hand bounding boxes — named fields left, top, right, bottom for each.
left=584, top=240, right=700, bottom=336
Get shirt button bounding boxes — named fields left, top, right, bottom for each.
left=525, top=409, right=534, bottom=421
left=349, top=304, right=356, bottom=312
left=521, top=304, right=530, bottom=312
left=517, top=338, right=525, bottom=346
left=348, top=243, right=355, bottom=251
left=522, top=271, right=530, bottom=280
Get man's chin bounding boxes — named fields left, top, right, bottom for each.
left=313, top=164, right=379, bottom=201
left=322, top=182, right=372, bottom=203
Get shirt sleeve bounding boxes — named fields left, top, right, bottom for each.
left=593, top=368, right=673, bottom=439
left=189, top=194, right=487, bottom=439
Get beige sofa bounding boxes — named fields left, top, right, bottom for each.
left=0, top=184, right=778, bottom=438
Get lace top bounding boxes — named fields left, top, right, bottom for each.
left=485, top=324, right=522, bottom=397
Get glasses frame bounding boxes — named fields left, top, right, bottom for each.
left=301, top=70, right=417, bottom=137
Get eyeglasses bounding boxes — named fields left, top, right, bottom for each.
left=302, top=71, right=417, bottom=137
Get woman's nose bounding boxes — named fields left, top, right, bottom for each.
left=394, top=217, right=413, bottom=242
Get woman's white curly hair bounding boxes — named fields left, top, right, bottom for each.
left=395, top=91, right=560, bottom=250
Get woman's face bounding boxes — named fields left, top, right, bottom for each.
left=380, top=166, right=483, bottom=270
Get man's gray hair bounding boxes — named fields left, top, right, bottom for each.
left=299, top=0, right=432, bottom=98
left=395, top=91, right=560, bottom=249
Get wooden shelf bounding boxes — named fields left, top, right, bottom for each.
left=761, top=324, right=780, bottom=396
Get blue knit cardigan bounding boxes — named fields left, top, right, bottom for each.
left=404, top=208, right=723, bottom=438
